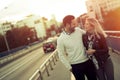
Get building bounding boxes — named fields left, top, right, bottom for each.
left=15, top=14, right=47, bottom=38
left=0, top=14, right=60, bottom=39
left=86, top=0, right=120, bottom=22
left=0, top=22, right=13, bottom=35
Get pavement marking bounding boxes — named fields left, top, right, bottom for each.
left=0, top=52, right=41, bottom=80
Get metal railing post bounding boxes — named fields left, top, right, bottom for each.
left=45, top=64, right=50, bottom=76
left=55, top=53, right=58, bottom=61
left=29, top=50, right=59, bottom=80
left=49, top=59, right=53, bottom=70
left=52, top=56, right=56, bottom=65
left=38, top=70, right=43, bottom=80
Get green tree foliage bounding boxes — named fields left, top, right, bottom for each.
left=0, top=34, right=7, bottom=52
left=0, top=26, right=38, bottom=53
left=6, top=26, right=29, bottom=49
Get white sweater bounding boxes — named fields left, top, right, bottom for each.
left=57, top=27, right=89, bottom=70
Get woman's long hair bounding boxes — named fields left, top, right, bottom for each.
left=86, top=18, right=107, bottom=38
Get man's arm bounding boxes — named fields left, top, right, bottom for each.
left=57, top=38, right=72, bottom=70
left=76, top=27, right=86, bottom=34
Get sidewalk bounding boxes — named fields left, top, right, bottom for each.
left=42, top=49, right=120, bottom=80
left=43, top=60, right=71, bottom=80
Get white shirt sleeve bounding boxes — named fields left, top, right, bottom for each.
left=75, top=27, right=86, bottom=34
left=57, top=38, right=72, bottom=70
left=80, top=29, right=86, bottom=34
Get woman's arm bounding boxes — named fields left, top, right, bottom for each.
left=95, top=34, right=109, bottom=54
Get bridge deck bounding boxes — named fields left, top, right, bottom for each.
left=43, top=49, right=120, bottom=80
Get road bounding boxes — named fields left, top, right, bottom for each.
left=0, top=48, right=120, bottom=80
left=0, top=47, right=52, bottom=80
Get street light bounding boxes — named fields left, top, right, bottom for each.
left=0, top=6, right=10, bottom=52
left=1, top=26, right=10, bottom=52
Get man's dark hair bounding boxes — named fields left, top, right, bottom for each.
left=63, top=15, right=75, bottom=26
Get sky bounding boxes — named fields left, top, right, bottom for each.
left=0, top=0, right=87, bottom=22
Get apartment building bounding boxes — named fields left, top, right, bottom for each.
left=86, top=0, right=120, bottom=22
left=0, top=22, right=13, bottom=35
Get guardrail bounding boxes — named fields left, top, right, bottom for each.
left=29, top=50, right=59, bottom=80
left=105, top=31, right=120, bottom=37
left=107, top=36, right=120, bottom=54
left=0, top=42, right=43, bottom=67
left=105, top=31, right=120, bottom=54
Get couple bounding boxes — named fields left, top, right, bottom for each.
left=57, top=15, right=114, bottom=80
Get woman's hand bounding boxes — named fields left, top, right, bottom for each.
left=86, top=49, right=96, bottom=55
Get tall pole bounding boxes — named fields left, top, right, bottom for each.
left=0, top=7, right=10, bottom=51
left=1, top=26, right=10, bottom=52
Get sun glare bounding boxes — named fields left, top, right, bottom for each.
left=0, top=0, right=87, bottom=22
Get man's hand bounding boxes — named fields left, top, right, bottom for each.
left=86, top=49, right=96, bottom=55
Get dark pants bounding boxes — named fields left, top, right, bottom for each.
left=97, top=58, right=114, bottom=80
left=71, top=59, right=97, bottom=80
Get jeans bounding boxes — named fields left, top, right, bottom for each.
left=97, top=57, right=114, bottom=80
left=71, top=59, right=97, bottom=80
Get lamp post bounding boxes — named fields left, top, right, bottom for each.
left=1, top=26, right=10, bottom=52
left=0, top=6, right=11, bottom=52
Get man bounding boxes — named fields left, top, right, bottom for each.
left=57, top=15, right=97, bottom=80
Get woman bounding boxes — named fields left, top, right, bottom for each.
left=57, top=15, right=97, bottom=80
left=82, top=18, right=114, bottom=80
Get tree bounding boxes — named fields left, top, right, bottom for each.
left=6, top=30, right=15, bottom=49
left=0, top=34, right=7, bottom=52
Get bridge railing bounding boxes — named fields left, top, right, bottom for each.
left=0, top=42, right=43, bottom=67
left=29, top=50, right=59, bottom=80
left=105, top=31, right=120, bottom=54
left=29, top=31, right=120, bottom=80
left=105, top=31, right=120, bottom=37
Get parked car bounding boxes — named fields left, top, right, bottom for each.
left=43, top=37, right=57, bottom=53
